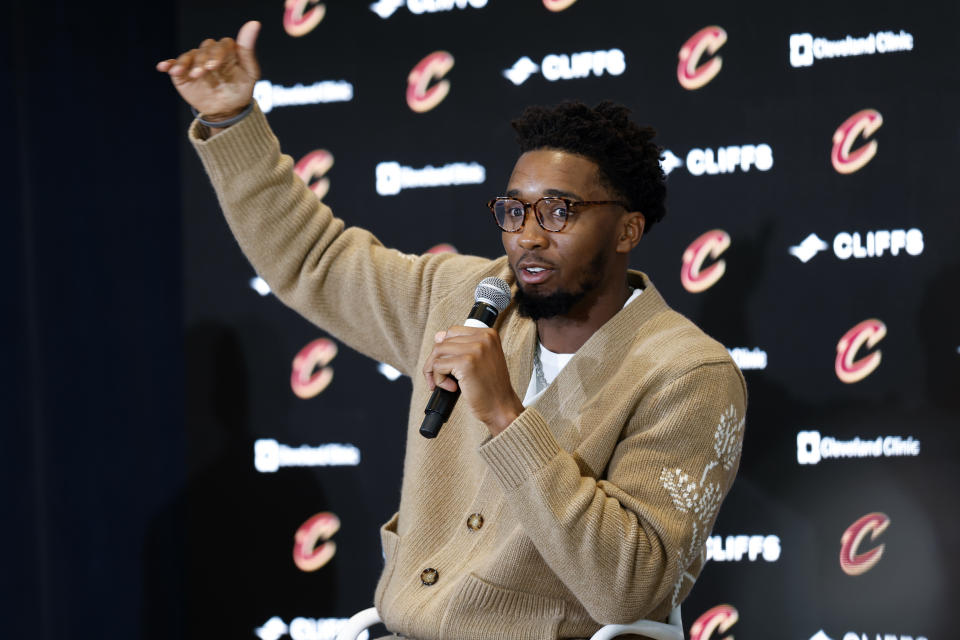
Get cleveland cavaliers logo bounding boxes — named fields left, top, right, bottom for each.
left=831, top=109, right=883, bottom=174
left=407, top=51, right=454, bottom=113
left=291, top=338, right=338, bottom=399
left=681, top=229, right=730, bottom=293
left=295, top=150, right=334, bottom=200
left=543, top=0, right=578, bottom=10
left=690, top=604, right=738, bottom=640
left=678, top=26, right=727, bottom=90
left=840, top=512, right=890, bottom=576
left=835, top=318, right=885, bottom=383
left=293, top=512, right=340, bottom=571
left=283, top=0, right=325, bottom=37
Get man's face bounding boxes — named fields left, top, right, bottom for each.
left=502, top=149, right=627, bottom=320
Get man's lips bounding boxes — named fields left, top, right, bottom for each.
left=516, top=260, right=556, bottom=285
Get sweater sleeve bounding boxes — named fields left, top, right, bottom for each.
left=189, top=105, right=489, bottom=374
left=478, top=361, right=746, bottom=623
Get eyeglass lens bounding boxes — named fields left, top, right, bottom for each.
left=493, top=198, right=569, bottom=232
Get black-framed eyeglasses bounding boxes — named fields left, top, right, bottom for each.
left=486, top=196, right=629, bottom=233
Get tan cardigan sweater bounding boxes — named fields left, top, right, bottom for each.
left=191, top=105, right=747, bottom=640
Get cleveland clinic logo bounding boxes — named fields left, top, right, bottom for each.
left=254, top=440, right=361, bottom=473
left=790, top=29, right=914, bottom=68
left=727, top=347, right=767, bottom=371
left=407, top=51, right=454, bottom=112
left=796, top=430, right=920, bottom=465
left=254, top=79, right=353, bottom=113
left=831, top=109, right=882, bottom=174
left=370, top=0, right=486, bottom=19
left=503, top=49, right=625, bottom=86
left=376, top=160, right=486, bottom=196
left=677, top=26, right=727, bottom=90
left=681, top=229, right=730, bottom=293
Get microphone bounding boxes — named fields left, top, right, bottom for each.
left=419, top=277, right=512, bottom=439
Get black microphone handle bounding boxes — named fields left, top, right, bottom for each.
left=419, top=300, right=500, bottom=439
left=419, top=387, right=460, bottom=438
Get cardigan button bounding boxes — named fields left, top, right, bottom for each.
left=466, top=513, right=484, bottom=531
left=420, top=568, right=439, bottom=586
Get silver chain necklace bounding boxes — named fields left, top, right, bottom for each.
left=533, top=341, right=549, bottom=394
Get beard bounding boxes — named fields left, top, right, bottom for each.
left=513, top=250, right=607, bottom=320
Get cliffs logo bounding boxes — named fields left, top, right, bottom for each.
left=284, top=0, right=325, bottom=37
left=832, top=109, right=883, bottom=174
left=690, top=604, right=738, bottom=640
left=295, top=150, right=334, bottom=200
left=291, top=338, right=337, bottom=398
left=503, top=49, right=625, bottom=86
left=840, top=512, right=889, bottom=576
left=681, top=229, right=730, bottom=293
left=293, top=512, right=340, bottom=572
left=256, top=617, right=368, bottom=640
left=810, top=631, right=926, bottom=640
left=659, top=144, right=773, bottom=176
left=706, top=534, right=781, bottom=562
left=678, top=26, right=727, bottom=90
left=407, top=51, right=454, bottom=113
left=835, top=319, right=885, bottom=383
left=371, top=0, right=487, bottom=19
left=790, top=228, right=924, bottom=263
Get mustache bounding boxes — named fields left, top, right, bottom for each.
left=512, top=253, right=558, bottom=269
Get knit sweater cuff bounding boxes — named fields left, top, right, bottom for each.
left=479, top=409, right=562, bottom=491
left=189, top=103, right=278, bottom=180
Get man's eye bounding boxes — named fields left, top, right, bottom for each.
left=508, top=207, right=524, bottom=218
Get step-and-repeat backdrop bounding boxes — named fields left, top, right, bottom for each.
left=180, top=2, right=960, bottom=638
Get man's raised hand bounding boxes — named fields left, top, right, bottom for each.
left=156, top=21, right=262, bottom=125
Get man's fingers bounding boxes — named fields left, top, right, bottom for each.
left=442, top=326, right=496, bottom=341
left=156, top=59, right=175, bottom=72
left=169, top=50, right=196, bottom=76
left=190, top=48, right=212, bottom=78
left=235, top=20, right=261, bottom=75
left=436, top=375, right=458, bottom=392
left=207, top=39, right=233, bottom=69
left=236, top=20, right=261, bottom=50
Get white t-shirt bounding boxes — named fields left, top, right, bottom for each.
left=522, top=287, right=642, bottom=406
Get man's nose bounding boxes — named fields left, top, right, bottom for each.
left=517, top=209, right=549, bottom=249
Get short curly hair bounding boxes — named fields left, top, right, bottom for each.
left=511, top=100, right=667, bottom=234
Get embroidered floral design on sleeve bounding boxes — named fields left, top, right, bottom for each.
left=659, top=403, right=744, bottom=607
left=714, top=404, right=743, bottom=471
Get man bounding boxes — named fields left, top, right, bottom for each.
left=159, top=21, right=746, bottom=639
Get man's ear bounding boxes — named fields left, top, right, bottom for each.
left=616, top=211, right=645, bottom=253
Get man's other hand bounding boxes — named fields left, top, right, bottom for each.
left=156, top=21, right=261, bottom=126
